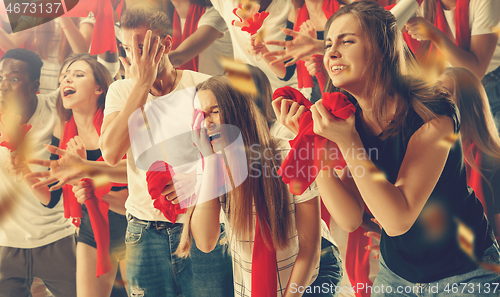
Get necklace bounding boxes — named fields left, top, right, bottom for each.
left=168, top=68, right=178, bottom=94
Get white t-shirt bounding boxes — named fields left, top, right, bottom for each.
left=222, top=138, right=335, bottom=297
left=0, top=92, right=75, bottom=249
left=198, top=7, right=234, bottom=76
left=211, top=0, right=298, bottom=91
left=104, top=70, right=211, bottom=222
left=419, top=0, right=500, bottom=74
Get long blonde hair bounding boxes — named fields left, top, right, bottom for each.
left=175, top=76, right=293, bottom=257
left=442, top=67, right=500, bottom=167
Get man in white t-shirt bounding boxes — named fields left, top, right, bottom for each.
left=211, top=0, right=298, bottom=91
left=100, top=6, right=233, bottom=296
left=0, top=49, right=76, bottom=297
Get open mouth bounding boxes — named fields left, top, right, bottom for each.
left=63, top=87, right=76, bottom=97
left=331, top=65, right=348, bottom=72
left=209, top=132, right=221, bottom=141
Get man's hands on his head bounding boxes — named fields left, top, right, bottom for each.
left=119, top=30, right=166, bottom=89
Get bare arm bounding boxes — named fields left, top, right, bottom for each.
left=284, top=197, right=322, bottom=297
left=315, top=167, right=364, bottom=232
left=312, top=100, right=456, bottom=236
left=26, top=145, right=128, bottom=190
left=0, top=27, right=32, bottom=52
left=169, top=25, right=223, bottom=67
left=190, top=155, right=222, bottom=253
left=101, top=30, right=165, bottom=166
left=406, top=17, right=498, bottom=79
left=102, top=188, right=128, bottom=215
left=58, top=17, right=94, bottom=53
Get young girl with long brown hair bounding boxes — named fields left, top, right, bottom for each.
left=177, top=76, right=342, bottom=297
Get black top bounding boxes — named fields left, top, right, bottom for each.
left=44, top=136, right=126, bottom=208
left=356, top=101, right=494, bottom=283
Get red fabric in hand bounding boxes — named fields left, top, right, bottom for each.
left=251, top=208, right=277, bottom=297
left=273, top=86, right=356, bottom=195
left=294, top=0, right=340, bottom=91
left=231, top=3, right=269, bottom=35
left=172, top=4, right=206, bottom=71
left=146, top=161, right=188, bottom=224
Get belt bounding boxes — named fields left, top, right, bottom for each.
left=127, top=214, right=182, bottom=230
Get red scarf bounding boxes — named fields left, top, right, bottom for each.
left=61, top=108, right=127, bottom=277
left=172, top=4, right=206, bottom=71
left=62, top=0, right=117, bottom=55
left=252, top=207, right=277, bottom=297
left=465, top=143, right=486, bottom=215
left=294, top=0, right=339, bottom=92
left=273, top=87, right=355, bottom=195
left=412, top=0, right=470, bottom=70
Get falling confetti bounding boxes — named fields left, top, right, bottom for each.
left=362, top=161, right=386, bottom=182
left=420, top=202, right=448, bottom=241
left=455, top=218, right=500, bottom=275
left=220, top=57, right=258, bottom=96
left=456, top=218, right=475, bottom=259
left=438, top=133, right=460, bottom=148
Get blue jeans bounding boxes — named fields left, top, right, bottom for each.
left=372, top=241, right=500, bottom=297
left=482, top=66, right=500, bottom=135
left=302, top=238, right=343, bottom=297
left=125, top=221, right=234, bottom=297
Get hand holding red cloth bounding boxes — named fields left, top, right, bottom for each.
left=146, top=161, right=188, bottom=224
left=231, top=3, right=269, bottom=36
left=273, top=86, right=356, bottom=195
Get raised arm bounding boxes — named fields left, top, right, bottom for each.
left=58, top=16, right=94, bottom=53
left=406, top=17, right=498, bottom=79
left=169, top=25, right=223, bottom=68
left=100, top=30, right=165, bottom=166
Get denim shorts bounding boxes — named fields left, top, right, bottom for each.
left=372, top=241, right=500, bottom=297
left=125, top=220, right=234, bottom=297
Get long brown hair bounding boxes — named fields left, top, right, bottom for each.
left=176, top=76, right=292, bottom=257
left=56, top=54, right=113, bottom=129
left=442, top=67, right=500, bottom=167
left=324, top=1, right=452, bottom=139
left=247, top=65, right=276, bottom=127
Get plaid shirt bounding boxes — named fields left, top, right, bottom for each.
left=220, top=143, right=335, bottom=297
